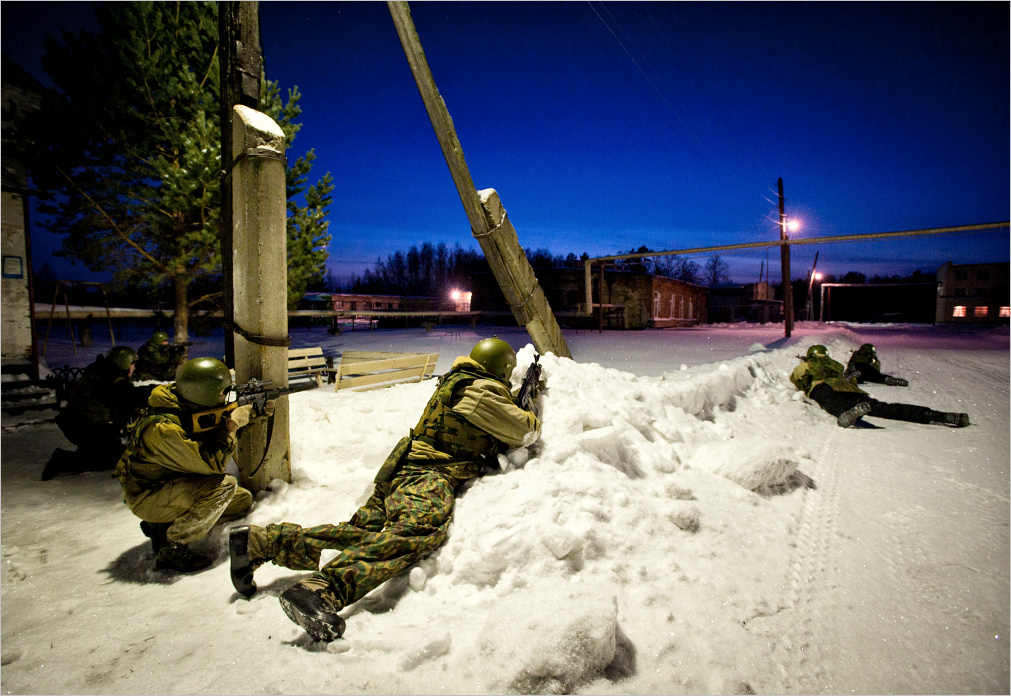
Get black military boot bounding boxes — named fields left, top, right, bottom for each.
left=140, top=521, right=170, bottom=554
left=931, top=411, right=970, bottom=428
left=836, top=401, right=872, bottom=428
left=279, top=578, right=346, bottom=642
left=884, top=376, right=909, bottom=387
left=229, top=525, right=257, bottom=597
left=155, top=542, right=214, bottom=573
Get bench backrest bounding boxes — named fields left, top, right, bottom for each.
left=335, top=351, right=439, bottom=392
left=288, top=346, right=329, bottom=387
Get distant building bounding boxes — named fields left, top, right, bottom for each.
left=935, top=262, right=1010, bottom=324
left=471, top=267, right=707, bottom=329
left=327, top=293, right=449, bottom=312
left=707, top=283, right=782, bottom=324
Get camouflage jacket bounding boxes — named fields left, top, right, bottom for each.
left=790, top=355, right=866, bottom=397
left=114, top=384, right=236, bottom=503
left=379, top=356, right=541, bottom=483
left=135, top=342, right=178, bottom=382
left=846, top=345, right=881, bottom=373
left=60, top=355, right=146, bottom=430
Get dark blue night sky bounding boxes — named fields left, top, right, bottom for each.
left=4, top=1, right=1009, bottom=284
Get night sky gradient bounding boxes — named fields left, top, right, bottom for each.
left=4, top=1, right=1009, bottom=285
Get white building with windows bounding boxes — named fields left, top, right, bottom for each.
left=935, top=262, right=1010, bottom=324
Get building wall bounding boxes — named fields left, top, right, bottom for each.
left=935, top=262, right=1010, bottom=323
left=1, top=191, right=33, bottom=359
left=328, top=293, right=448, bottom=312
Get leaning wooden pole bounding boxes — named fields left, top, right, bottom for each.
left=387, top=1, right=571, bottom=359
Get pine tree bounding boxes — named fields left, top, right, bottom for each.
left=26, top=2, right=332, bottom=338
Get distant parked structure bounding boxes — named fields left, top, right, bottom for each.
left=471, top=268, right=707, bottom=329
left=935, top=262, right=1010, bottom=323
left=707, top=282, right=782, bottom=324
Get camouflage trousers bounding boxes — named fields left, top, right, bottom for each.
left=130, top=474, right=253, bottom=544
left=261, top=465, right=459, bottom=610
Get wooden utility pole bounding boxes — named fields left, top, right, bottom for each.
left=777, top=178, right=794, bottom=337
left=387, top=1, right=571, bottom=359
left=219, top=2, right=262, bottom=368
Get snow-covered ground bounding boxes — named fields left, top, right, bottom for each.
left=2, top=321, right=1008, bottom=694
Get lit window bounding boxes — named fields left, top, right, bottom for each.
left=653, top=291, right=661, bottom=317
left=974, top=306, right=989, bottom=317
left=1000, top=307, right=1010, bottom=318
left=953, top=306, right=966, bottom=317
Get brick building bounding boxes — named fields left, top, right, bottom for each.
left=471, top=268, right=707, bottom=329
left=935, top=262, right=1010, bottom=323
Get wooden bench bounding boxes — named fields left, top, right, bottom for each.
left=334, top=351, right=439, bottom=392
left=288, top=347, right=330, bottom=387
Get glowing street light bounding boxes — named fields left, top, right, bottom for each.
left=787, top=219, right=800, bottom=233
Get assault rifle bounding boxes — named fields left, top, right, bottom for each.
left=516, top=354, right=542, bottom=413
left=191, top=377, right=319, bottom=434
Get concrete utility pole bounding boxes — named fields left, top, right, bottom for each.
left=387, top=1, right=571, bottom=359
left=777, top=178, right=794, bottom=337
left=230, top=104, right=291, bottom=492
left=219, top=2, right=262, bottom=369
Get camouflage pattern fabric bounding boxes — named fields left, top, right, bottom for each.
left=58, top=355, right=145, bottom=437
left=262, top=464, right=455, bottom=609
left=254, top=355, right=541, bottom=610
left=115, top=384, right=251, bottom=543
left=848, top=344, right=881, bottom=374
left=790, top=355, right=866, bottom=396
left=135, top=341, right=179, bottom=382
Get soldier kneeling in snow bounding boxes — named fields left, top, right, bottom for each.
left=844, top=343, right=909, bottom=386
left=114, top=358, right=255, bottom=572
left=792, top=344, right=969, bottom=429
left=228, top=337, right=541, bottom=642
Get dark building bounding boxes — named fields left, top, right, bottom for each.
left=935, top=262, right=1010, bottom=323
left=707, top=282, right=783, bottom=324
left=471, top=267, right=707, bottom=329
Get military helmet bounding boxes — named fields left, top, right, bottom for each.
left=857, top=343, right=876, bottom=354
left=469, top=337, right=517, bottom=382
left=806, top=344, right=829, bottom=360
left=175, top=357, right=232, bottom=407
left=107, top=346, right=138, bottom=371
left=150, top=331, right=170, bottom=345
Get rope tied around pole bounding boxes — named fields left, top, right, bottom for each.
left=223, top=320, right=291, bottom=347
left=220, top=147, right=288, bottom=182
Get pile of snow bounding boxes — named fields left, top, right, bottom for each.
left=1, top=322, right=1007, bottom=695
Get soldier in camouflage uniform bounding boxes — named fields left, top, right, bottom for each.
left=134, top=331, right=182, bottom=382
left=43, top=346, right=150, bottom=480
left=791, top=344, right=969, bottom=428
left=844, top=343, right=909, bottom=386
left=228, top=337, right=541, bottom=642
left=114, top=357, right=255, bottom=572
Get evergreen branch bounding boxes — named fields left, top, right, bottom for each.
left=54, top=164, right=165, bottom=269
left=199, top=43, right=218, bottom=90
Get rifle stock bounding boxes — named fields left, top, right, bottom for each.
left=190, top=377, right=319, bottom=434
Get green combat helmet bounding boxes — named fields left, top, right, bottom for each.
left=175, top=357, right=232, bottom=407
left=469, top=337, right=517, bottom=382
left=149, top=331, right=170, bottom=345
left=806, top=344, right=829, bottom=360
left=107, top=346, right=138, bottom=372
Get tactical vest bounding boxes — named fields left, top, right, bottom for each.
left=409, top=366, right=503, bottom=463
left=114, top=406, right=185, bottom=497
left=849, top=347, right=880, bottom=372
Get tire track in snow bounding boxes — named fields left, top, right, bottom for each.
left=768, top=429, right=844, bottom=692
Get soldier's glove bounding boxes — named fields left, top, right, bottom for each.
left=226, top=404, right=253, bottom=432
left=263, top=399, right=276, bottom=417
